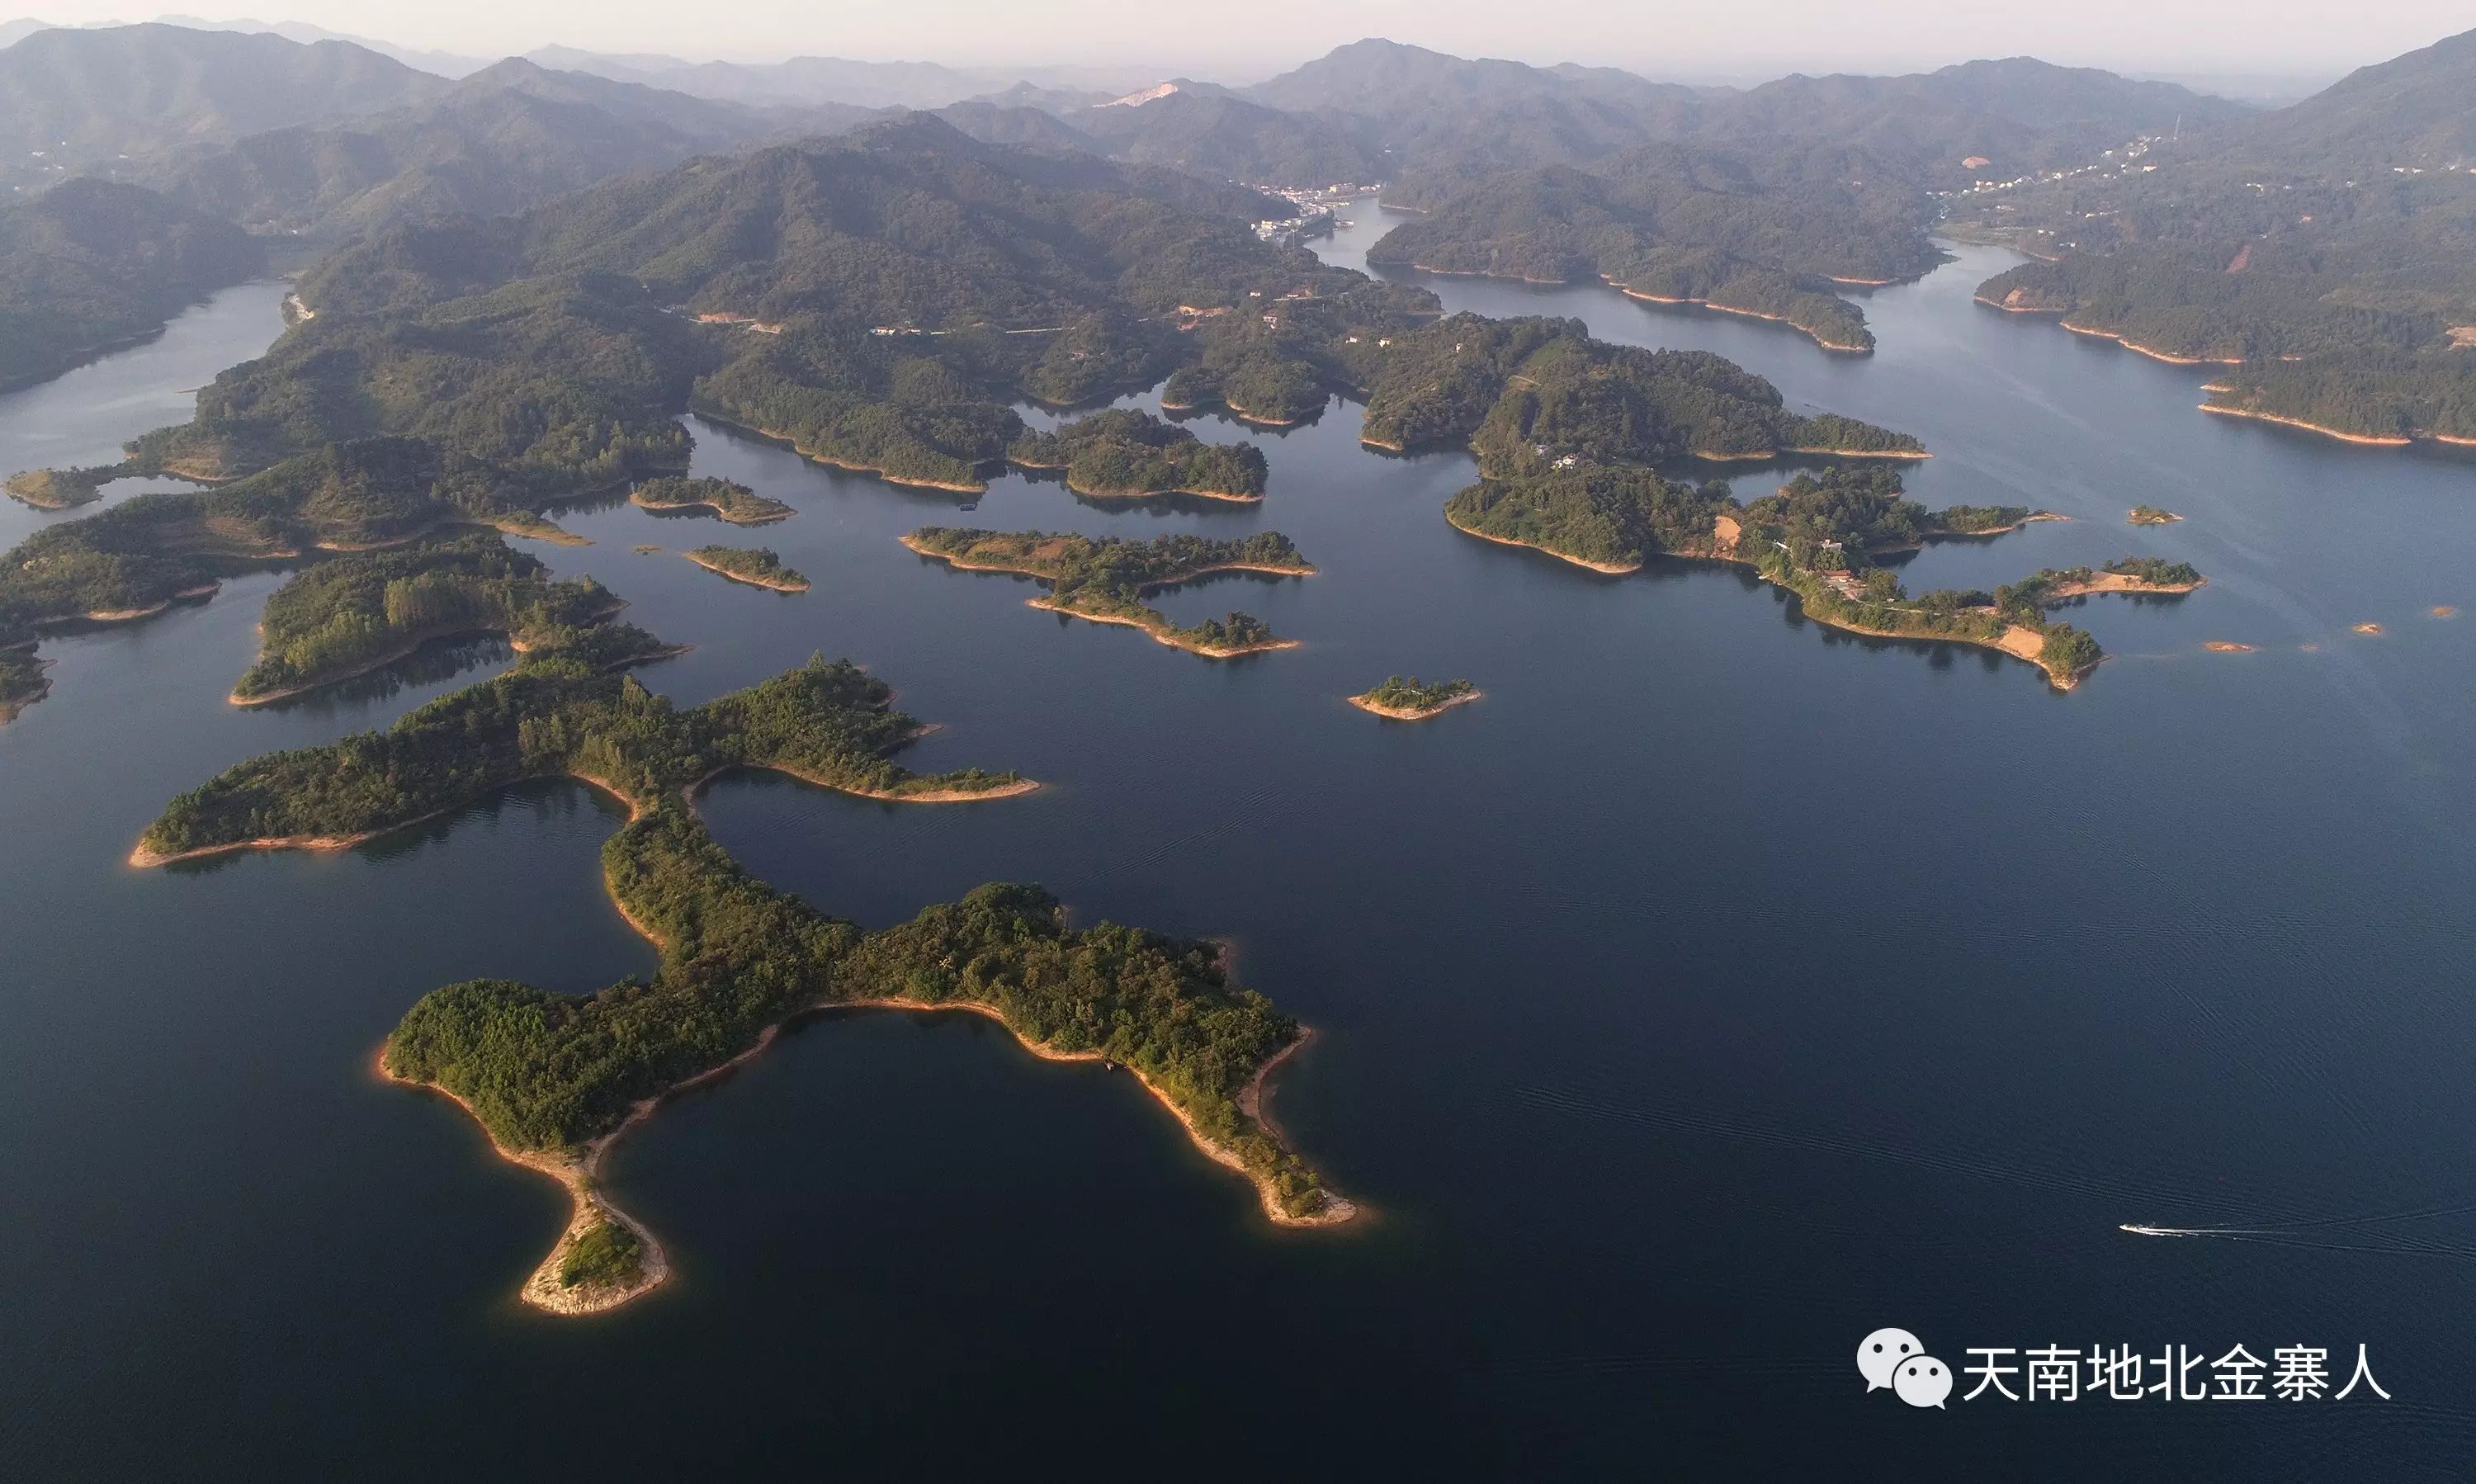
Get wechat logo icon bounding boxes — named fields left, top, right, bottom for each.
left=1859, top=1328, right=1951, bottom=1409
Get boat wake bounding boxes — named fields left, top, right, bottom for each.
left=2118, top=1199, right=2476, bottom=1259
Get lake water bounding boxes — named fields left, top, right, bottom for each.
left=4, top=224, right=2474, bottom=1478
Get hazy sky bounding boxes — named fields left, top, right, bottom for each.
left=14, top=2, right=2469, bottom=81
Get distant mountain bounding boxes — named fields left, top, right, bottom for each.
left=2211, top=24, right=2476, bottom=167
left=1943, top=27, right=2476, bottom=442
left=1249, top=37, right=1694, bottom=122
left=1245, top=39, right=1705, bottom=204
left=144, top=14, right=495, bottom=77
left=138, top=59, right=829, bottom=243
left=1703, top=58, right=2251, bottom=182
left=0, top=18, right=54, bottom=49
left=0, top=24, right=447, bottom=190
left=933, top=102, right=1099, bottom=154
left=1070, top=87, right=1383, bottom=186
left=0, top=177, right=263, bottom=390
left=971, top=81, right=1115, bottom=115
left=1244, top=40, right=2245, bottom=202
left=523, top=47, right=993, bottom=111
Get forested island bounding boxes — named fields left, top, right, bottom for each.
left=134, top=643, right=1346, bottom=1311
left=629, top=476, right=794, bottom=525
left=229, top=535, right=667, bottom=703
left=2129, top=506, right=2184, bottom=526
left=902, top=527, right=1312, bottom=657
left=685, top=545, right=810, bottom=593
left=1349, top=675, right=1479, bottom=720
left=1007, top=409, right=1268, bottom=501
left=1446, top=464, right=2198, bottom=689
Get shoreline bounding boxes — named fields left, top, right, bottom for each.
left=125, top=772, right=650, bottom=869
left=1761, top=571, right=2077, bottom=689
left=0, top=656, right=54, bottom=725
left=900, top=536, right=1311, bottom=656
left=227, top=603, right=654, bottom=707
left=692, top=411, right=988, bottom=492
left=74, top=582, right=223, bottom=626
left=825, top=1002, right=1356, bottom=1229
left=1918, top=511, right=2066, bottom=542
left=1446, top=509, right=1640, bottom=573
left=2196, top=402, right=2419, bottom=447
left=375, top=1047, right=674, bottom=1316
left=1613, top=284, right=1872, bottom=353
left=683, top=551, right=810, bottom=592
left=1347, top=688, right=1481, bottom=721
left=1222, top=400, right=1303, bottom=428
left=1015, top=458, right=1264, bottom=503
left=1066, top=478, right=1262, bottom=503
left=2058, top=320, right=2242, bottom=366
left=1025, top=597, right=1304, bottom=658
left=2047, top=571, right=2205, bottom=599
left=684, top=761, right=1041, bottom=806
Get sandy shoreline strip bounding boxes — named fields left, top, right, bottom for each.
left=683, top=551, right=810, bottom=592
left=2197, top=403, right=2417, bottom=447
left=1446, top=510, right=1640, bottom=573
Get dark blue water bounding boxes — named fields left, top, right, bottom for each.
left=3, top=226, right=2473, bottom=1478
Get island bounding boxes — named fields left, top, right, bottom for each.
left=133, top=643, right=1347, bottom=1314
left=629, top=476, right=794, bottom=525
left=901, top=527, right=1313, bottom=657
left=1007, top=409, right=1268, bottom=502
left=229, top=534, right=669, bottom=704
left=684, top=546, right=810, bottom=593
left=1444, top=464, right=2198, bottom=691
left=2129, top=506, right=2184, bottom=526
left=1349, top=675, right=1479, bottom=720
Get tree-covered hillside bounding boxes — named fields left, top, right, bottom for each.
left=0, top=178, right=265, bottom=390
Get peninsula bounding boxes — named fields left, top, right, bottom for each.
left=135, top=645, right=1348, bottom=1312
left=1349, top=675, right=1479, bottom=720
left=0, top=646, right=49, bottom=725
left=1349, top=316, right=1926, bottom=464
left=1007, top=409, right=1267, bottom=502
left=901, top=527, right=1313, bottom=657
left=685, top=546, right=810, bottom=593
left=4, top=465, right=120, bottom=510
left=629, top=476, right=794, bottom=525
